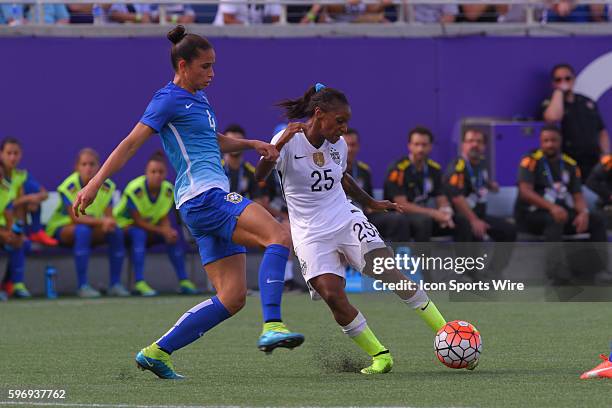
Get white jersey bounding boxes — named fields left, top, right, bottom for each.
left=271, top=131, right=359, bottom=247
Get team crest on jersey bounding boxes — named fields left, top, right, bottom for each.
left=299, top=258, right=308, bottom=276
left=225, top=192, right=243, bottom=204
left=330, top=148, right=341, bottom=165
left=313, top=152, right=325, bottom=167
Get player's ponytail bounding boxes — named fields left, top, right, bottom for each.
left=277, top=84, right=349, bottom=120
left=167, top=25, right=213, bottom=71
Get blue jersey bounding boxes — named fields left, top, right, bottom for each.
left=140, top=82, right=229, bottom=208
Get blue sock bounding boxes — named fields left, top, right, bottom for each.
left=8, top=246, right=25, bottom=284
left=74, top=225, right=92, bottom=288
left=258, top=244, right=289, bottom=323
left=167, top=242, right=188, bottom=281
left=156, top=296, right=231, bottom=353
left=107, top=228, right=125, bottom=287
left=29, top=208, right=42, bottom=233
left=128, top=227, right=147, bottom=282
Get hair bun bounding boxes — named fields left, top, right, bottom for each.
left=167, top=25, right=187, bottom=45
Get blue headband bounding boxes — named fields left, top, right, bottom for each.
left=315, top=83, right=326, bottom=92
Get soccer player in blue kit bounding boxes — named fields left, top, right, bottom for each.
left=73, top=25, right=304, bottom=379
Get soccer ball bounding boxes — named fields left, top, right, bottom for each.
left=434, top=320, right=482, bottom=369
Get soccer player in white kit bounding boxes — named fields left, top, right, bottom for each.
left=255, top=84, right=455, bottom=374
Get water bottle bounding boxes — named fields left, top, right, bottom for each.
left=45, top=265, right=58, bottom=299
left=92, top=4, right=104, bottom=25
left=4, top=222, right=23, bottom=251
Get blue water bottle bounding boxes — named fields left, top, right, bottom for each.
left=45, top=265, right=58, bottom=299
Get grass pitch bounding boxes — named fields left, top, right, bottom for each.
left=0, top=292, right=610, bottom=408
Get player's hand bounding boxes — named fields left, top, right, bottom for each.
left=73, top=182, right=100, bottom=217
left=6, top=232, right=24, bottom=248
left=254, top=140, right=280, bottom=162
left=101, top=217, right=117, bottom=233
left=470, top=218, right=490, bottom=240
left=549, top=204, right=568, bottom=224
left=370, top=200, right=399, bottom=213
left=573, top=211, right=589, bottom=233
left=430, top=209, right=453, bottom=227
left=279, top=122, right=308, bottom=145
left=488, top=181, right=500, bottom=193
left=162, top=227, right=179, bottom=244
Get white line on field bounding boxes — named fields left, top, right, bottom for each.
left=0, top=403, right=473, bottom=408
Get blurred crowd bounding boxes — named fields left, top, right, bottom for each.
left=1, top=62, right=611, bottom=301
left=1, top=0, right=611, bottom=25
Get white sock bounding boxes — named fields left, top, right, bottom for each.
left=341, top=311, right=367, bottom=338
left=284, top=259, right=294, bottom=282
left=402, top=289, right=429, bottom=309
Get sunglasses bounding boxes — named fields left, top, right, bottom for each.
left=554, top=76, right=573, bottom=83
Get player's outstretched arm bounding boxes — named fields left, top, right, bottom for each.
left=73, top=122, right=154, bottom=216
left=217, top=133, right=278, bottom=161
left=341, top=173, right=399, bottom=212
left=254, top=122, right=307, bottom=182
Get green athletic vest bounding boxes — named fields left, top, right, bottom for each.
left=7, top=168, right=28, bottom=201
left=45, top=172, right=116, bottom=237
left=0, top=178, right=12, bottom=227
left=113, top=175, right=174, bottom=228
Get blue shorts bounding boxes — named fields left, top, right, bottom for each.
left=179, top=188, right=252, bottom=265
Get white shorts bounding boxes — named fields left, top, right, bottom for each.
left=294, top=213, right=386, bottom=300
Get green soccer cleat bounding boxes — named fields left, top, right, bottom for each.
left=257, top=322, right=305, bottom=354
left=135, top=343, right=184, bottom=380
left=134, top=280, right=157, bottom=297
left=360, top=351, right=393, bottom=375
left=179, top=279, right=200, bottom=295
left=12, top=283, right=31, bottom=298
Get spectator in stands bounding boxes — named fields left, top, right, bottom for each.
left=45, top=148, right=127, bottom=298
left=543, top=1, right=599, bottom=22
left=1, top=138, right=57, bottom=246
left=0, top=163, right=30, bottom=299
left=213, top=0, right=281, bottom=24
left=301, top=0, right=392, bottom=23
left=385, top=126, right=471, bottom=242
left=344, top=128, right=411, bottom=242
left=0, top=4, right=24, bottom=25
left=151, top=4, right=195, bottom=24
left=542, top=63, right=609, bottom=179
left=108, top=4, right=152, bottom=23
left=444, top=129, right=516, bottom=242
left=455, top=4, right=507, bottom=22
left=412, top=4, right=457, bottom=23
left=586, top=153, right=612, bottom=225
left=67, top=4, right=110, bottom=24
left=516, top=125, right=609, bottom=283
left=26, top=4, right=70, bottom=24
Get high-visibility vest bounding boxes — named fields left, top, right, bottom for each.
left=113, top=175, right=174, bottom=228
left=45, top=172, right=115, bottom=237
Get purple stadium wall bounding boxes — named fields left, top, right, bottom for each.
left=1, top=36, right=611, bottom=189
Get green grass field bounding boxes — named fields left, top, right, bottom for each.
left=1, top=292, right=611, bottom=408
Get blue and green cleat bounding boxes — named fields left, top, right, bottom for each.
left=135, top=343, right=184, bottom=380
left=179, top=279, right=200, bottom=295
left=257, top=322, right=305, bottom=354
